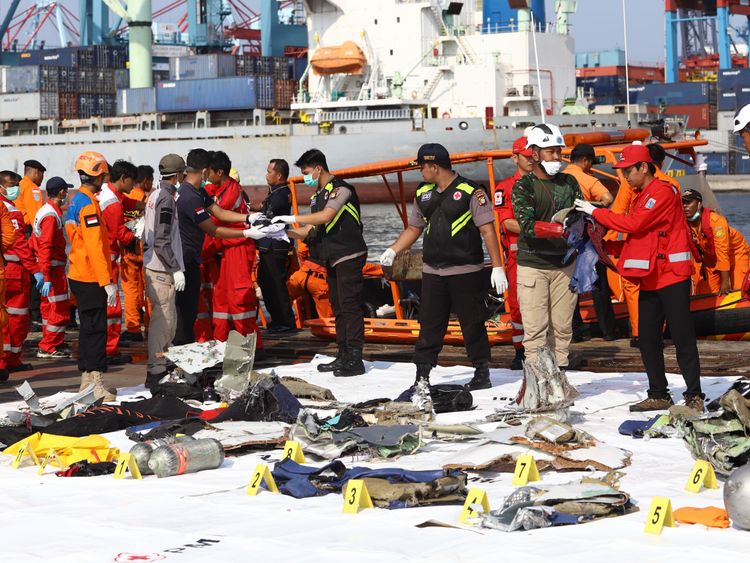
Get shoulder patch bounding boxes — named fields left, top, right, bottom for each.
left=420, top=190, right=432, bottom=202
left=494, top=190, right=503, bottom=207
left=714, top=226, right=725, bottom=238
left=329, top=187, right=340, bottom=199
left=453, top=191, right=462, bottom=201
left=83, top=214, right=100, bottom=228
left=645, top=198, right=657, bottom=209
left=474, top=190, right=487, bottom=206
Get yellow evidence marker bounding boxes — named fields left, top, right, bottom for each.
left=512, top=454, right=541, bottom=486
left=343, top=479, right=374, bottom=514
left=246, top=464, right=279, bottom=496
left=684, top=460, right=718, bottom=493
left=281, top=440, right=306, bottom=463
left=459, top=488, right=491, bottom=524
left=113, top=453, right=143, bottom=480
left=37, top=450, right=63, bottom=475
left=12, top=441, right=39, bottom=469
left=644, top=496, right=675, bottom=534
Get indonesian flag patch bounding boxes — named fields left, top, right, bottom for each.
left=195, top=207, right=205, bottom=215
left=83, top=214, right=100, bottom=228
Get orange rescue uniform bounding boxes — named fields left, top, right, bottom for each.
left=564, top=164, right=612, bottom=202
left=17, top=176, right=45, bottom=229
left=122, top=186, right=149, bottom=333
left=690, top=208, right=750, bottom=294
left=0, top=204, right=16, bottom=375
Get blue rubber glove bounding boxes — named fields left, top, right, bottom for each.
left=40, top=281, right=52, bottom=297
left=33, top=272, right=45, bottom=290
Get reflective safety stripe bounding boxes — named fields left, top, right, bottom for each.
left=511, top=322, right=524, bottom=330
left=512, top=335, right=524, bottom=343
left=7, top=307, right=29, bottom=315
left=47, top=294, right=68, bottom=303
left=416, top=184, right=435, bottom=197
left=3, top=344, right=21, bottom=353
left=46, top=324, right=66, bottom=333
left=3, top=255, right=19, bottom=262
left=111, top=254, right=119, bottom=262
left=455, top=183, right=475, bottom=195
left=106, top=318, right=121, bottom=325
left=510, top=243, right=518, bottom=251
left=325, top=202, right=360, bottom=233
left=451, top=210, right=473, bottom=236
left=213, top=310, right=256, bottom=320
left=622, top=259, right=650, bottom=269
left=668, top=251, right=692, bottom=263
left=51, top=260, right=66, bottom=267
left=196, top=312, right=211, bottom=320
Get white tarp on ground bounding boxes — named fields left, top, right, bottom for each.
left=0, top=357, right=746, bottom=562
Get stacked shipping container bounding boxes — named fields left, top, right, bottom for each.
left=628, top=82, right=718, bottom=129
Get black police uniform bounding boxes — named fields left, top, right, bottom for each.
left=309, top=178, right=367, bottom=372
left=412, top=175, right=491, bottom=370
left=256, top=182, right=296, bottom=330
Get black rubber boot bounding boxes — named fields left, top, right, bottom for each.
left=414, top=363, right=432, bottom=386
left=466, top=362, right=492, bottom=391
left=509, top=347, right=525, bottom=370
left=317, top=346, right=347, bottom=372
left=333, top=347, right=366, bottom=377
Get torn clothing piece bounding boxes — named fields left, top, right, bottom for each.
left=673, top=506, right=730, bottom=529
left=271, top=458, right=467, bottom=508
left=249, top=214, right=290, bottom=243
left=130, top=418, right=208, bottom=441
left=333, top=424, right=421, bottom=458
left=212, top=376, right=302, bottom=424
left=516, top=347, right=578, bottom=413
left=280, top=377, right=337, bottom=402
left=214, top=330, right=257, bottom=401
left=569, top=240, right=600, bottom=294
left=351, top=398, right=434, bottom=426
left=395, top=384, right=474, bottom=414
left=55, top=460, right=117, bottom=477
left=478, top=478, right=635, bottom=532
left=165, top=340, right=226, bottom=375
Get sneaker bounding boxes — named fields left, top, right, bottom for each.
left=37, top=348, right=72, bottom=359
left=629, top=396, right=674, bottom=412
left=684, top=394, right=704, bottom=413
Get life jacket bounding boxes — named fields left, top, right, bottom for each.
left=310, top=178, right=366, bottom=262
left=416, top=176, right=484, bottom=268
left=618, top=179, right=693, bottom=283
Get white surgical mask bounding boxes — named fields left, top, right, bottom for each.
left=540, top=160, right=563, bottom=176
left=689, top=210, right=701, bottom=222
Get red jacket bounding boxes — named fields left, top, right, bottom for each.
left=593, top=178, right=692, bottom=291
left=213, top=177, right=253, bottom=250
left=98, top=184, right=135, bottom=260
left=494, top=171, right=521, bottom=254
left=32, top=201, right=67, bottom=279
left=1, top=196, right=39, bottom=275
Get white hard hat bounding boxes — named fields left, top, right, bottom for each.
left=733, top=104, right=750, bottom=133
left=526, top=123, right=566, bottom=149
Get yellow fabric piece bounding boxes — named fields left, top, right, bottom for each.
left=3, top=432, right=118, bottom=467
left=673, top=506, right=730, bottom=529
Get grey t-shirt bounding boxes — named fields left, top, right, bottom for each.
left=408, top=182, right=494, bottom=276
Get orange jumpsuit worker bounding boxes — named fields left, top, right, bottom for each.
left=121, top=165, right=153, bottom=341
left=682, top=189, right=750, bottom=294
left=287, top=241, right=334, bottom=319
left=18, top=159, right=46, bottom=329
left=0, top=172, right=43, bottom=372
left=34, top=177, right=72, bottom=359
left=205, top=151, right=262, bottom=347
left=66, top=152, right=116, bottom=402
left=0, top=173, right=16, bottom=382
left=97, top=161, right=139, bottom=363
left=493, top=136, right=534, bottom=369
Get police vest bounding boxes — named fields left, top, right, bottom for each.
left=415, top=177, right=484, bottom=268
left=310, top=178, right=366, bottom=262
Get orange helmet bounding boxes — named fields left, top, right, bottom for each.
left=75, top=151, right=109, bottom=176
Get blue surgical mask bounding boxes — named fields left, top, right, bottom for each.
left=303, top=170, right=319, bottom=187
left=5, top=186, right=20, bottom=201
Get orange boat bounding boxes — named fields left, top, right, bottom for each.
left=310, top=41, right=367, bottom=75
left=284, top=130, right=750, bottom=345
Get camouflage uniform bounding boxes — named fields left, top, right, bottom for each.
left=511, top=172, right=582, bottom=367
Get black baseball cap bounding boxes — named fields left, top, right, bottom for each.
left=413, top=143, right=451, bottom=168
left=570, top=143, right=596, bottom=161
left=682, top=189, right=703, bottom=203
left=24, top=159, right=46, bottom=172
left=45, top=176, right=73, bottom=196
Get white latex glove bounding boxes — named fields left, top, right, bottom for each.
left=173, top=270, right=186, bottom=292
left=243, top=226, right=265, bottom=240
left=694, top=153, right=708, bottom=173
left=271, top=215, right=296, bottom=225
left=104, top=283, right=118, bottom=308
left=380, top=247, right=396, bottom=267
left=574, top=199, right=596, bottom=215
left=255, top=286, right=263, bottom=301
left=246, top=212, right=262, bottom=226
left=490, top=266, right=508, bottom=294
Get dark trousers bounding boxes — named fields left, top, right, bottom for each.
left=592, top=262, right=616, bottom=338
left=70, top=280, right=107, bottom=373
left=413, top=270, right=490, bottom=366
left=258, top=250, right=295, bottom=328
left=327, top=253, right=366, bottom=351
left=638, top=279, right=702, bottom=398
left=174, top=261, right=201, bottom=346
